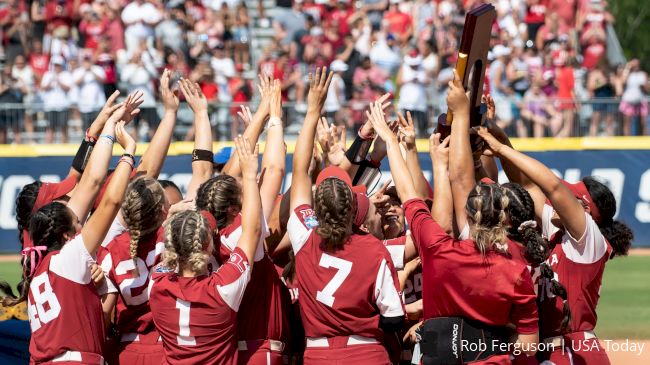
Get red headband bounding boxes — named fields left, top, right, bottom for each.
left=315, top=166, right=370, bottom=227
left=32, top=175, right=77, bottom=213
left=561, top=180, right=602, bottom=225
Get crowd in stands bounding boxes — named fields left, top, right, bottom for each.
left=0, top=0, right=648, bottom=143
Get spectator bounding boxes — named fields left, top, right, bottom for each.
left=228, top=65, right=253, bottom=139
left=40, top=56, right=72, bottom=143
left=326, top=0, right=355, bottom=38
left=524, top=0, right=547, bottom=44
left=619, top=59, right=648, bottom=136
left=353, top=56, right=387, bottom=103
left=587, top=63, right=616, bottom=136
left=361, top=0, right=388, bottom=31
left=41, top=0, right=75, bottom=52
left=324, top=59, right=348, bottom=125
left=27, top=40, right=49, bottom=83
left=554, top=51, right=577, bottom=137
left=95, top=37, right=118, bottom=98
left=1, top=0, right=29, bottom=64
left=121, top=0, right=162, bottom=53
left=397, top=51, right=429, bottom=136
left=273, top=0, right=307, bottom=46
left=155, top=4, right=188, bottom=54
left=383, top=0, right=412, bottom=46
left=11, top=54, right=35, bottom=143
left=78, top=4, right=109, bottom=51
left=579, top=0, right=608, bottom=70
left=489, top=45, right=514, bottom=128
left=104, top=6, right=126, bottom=53
left=231, top=3, right=251, bottom=67
left=369, top=33, right=401, bottom=75
left=0, top=66, right=24, bottom=144
left=121, top=49, right=159, bottom=141
left=73, top=54, right=106, bottom=130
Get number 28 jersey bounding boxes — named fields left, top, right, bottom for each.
left=287, top=204, right=404, bottom=340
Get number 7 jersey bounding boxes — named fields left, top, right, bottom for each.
left=287, top=204, right=404, bottom=340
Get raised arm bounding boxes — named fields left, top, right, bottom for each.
left=223, top=74, right=273, bottom=177
left=478, top=128, right=586, bottom=239
left=137, top=69, right=179, bottom=178
left=290, top=68, right=333, bottom=211
left=82, top=122, right=136, bottom=256
left=367, top=102, right=418, bottom=203
left=234, top=136, right=262, bottom=264
left=398, top=111, right=430, bottom=199
left=67, top=93, right=142, bottom=225
left=429, top=134, right=453, bottom=234
left=259, top=79, right=286, bottom=221
left=182, top=79, right=213, bottom=200
left=447, top=70, right=474, bottom=232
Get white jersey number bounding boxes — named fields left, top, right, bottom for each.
left=316, top=253, right=352, bottom=307
left=28, top=272, right=62, bottom=332
left=175, top=298, right=197, bottom=345
left=115, top=245, right=162, bottom=306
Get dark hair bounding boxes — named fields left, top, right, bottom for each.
left=196, top=175, right=242, bottom=229
left=3, top=202, right=72, bottom=307
left=282, top=249, right=296, bottom=283
left=502, top=183, right=571, bottom=332
left=314, top=178, right=354, bottom=251
left=122, top=177, right=166, bottom=261
left=159, top=179, right=182, bottom=196
left=162, top=210, right=210, bottom=274
left=465, top=182, right=509, bottom=255
left=15, top=181, right=42, bottom=247
left=583, top=177, right=633, bottom=257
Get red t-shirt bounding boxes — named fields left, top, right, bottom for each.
left=404, top=198, right=538, bottom=362
left=525, top=1, right=547, bottom=24
left=29, top=54, right=50, bottom=78
left=97, top=227, right=165, bottom=336
left=539, top=204, right=612, bottom=338
left=383, top=11, right=412, bottom=38
left=287, top=204, right=404, bottom=340
left=27, top=235, right=104, bottom=362
left=149, top=247, right=251, bottom=365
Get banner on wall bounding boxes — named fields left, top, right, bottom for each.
left=0, top=150, right=649, bottom=252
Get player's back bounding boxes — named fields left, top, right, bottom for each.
left=295, top=231, right=399, bottom=340
left=28, top=235, right=105, bottom=363
left=98, top=228, right=164, bottom=335
left=149, top=248, right=251, bottom=365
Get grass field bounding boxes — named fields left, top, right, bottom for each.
left=1, top=254, right=649, bottom=339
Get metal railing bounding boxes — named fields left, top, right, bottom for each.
left=0, top=97, right=647, bottom=143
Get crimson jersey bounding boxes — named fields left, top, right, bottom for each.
left=149, top=247, right=251, bottom=365
left=97, top=226, right=165, bottom=335
left=287, top=204, right=404, bottom=340
left=539, top=204, right=612, bottom=338
left=216, top=214, right=290, bottom=343
left=27, top=235, right=104, bottom=362
left=404, top=199, right=538, bottom=335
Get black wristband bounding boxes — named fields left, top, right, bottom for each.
left=192, top=149, right=214, bottom=162
left=352, top=159, right=380, bottom=186
left=71, top=139, right=96, bottom=174
left=122, top=153, right=135, bottom=161
left=345, top=135, right=373, bottom=165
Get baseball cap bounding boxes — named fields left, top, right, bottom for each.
left=51, top=55, right=65, bottom=66
left=492, top=44, right=511, bottom=58
left=330, top=59, right=348, bottom=72
left=33, top=175, right=77, bottom=213
left=213, top=146, right=233, bottom=165
left=315, top=167, right=370, bottom=227
left=561, top=180, right=601, bottom=224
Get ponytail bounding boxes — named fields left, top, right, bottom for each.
left=465, top=182, right=510, bottom=255
left=314, top=178, right=354, bottom=251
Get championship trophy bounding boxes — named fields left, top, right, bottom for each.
left=435, top=3, right=496, bottom=150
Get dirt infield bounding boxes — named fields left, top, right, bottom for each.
left=606, top=340, right=650, bottom=364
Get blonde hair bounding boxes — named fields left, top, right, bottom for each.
left=162, top=211, right=210, bottom=274
left=122, top=177, right=165, bottom=262
left=465, top=183, right=510, bottom=255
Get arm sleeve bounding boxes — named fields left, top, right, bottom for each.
left=403, top=198, right=453, bottom=253
left=374, top=257, right=405, bottom=318
left=562, top=213, right=609, bottom=264
left=510, top=267, right=539, bottom=334
left=101, top=218, right=127, bottom=247
left=287, top=204, right=318, bottom=254
left=50, top=234, right=95, bottom=285
left=215, top=247, right=252, bottom=312
left=541, top=204, right=558, bottom=240
left=96, top=248, right=118, bottom=295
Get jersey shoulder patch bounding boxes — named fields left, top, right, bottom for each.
left=299, top=207, right=319, bottom=229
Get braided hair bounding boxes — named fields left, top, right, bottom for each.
left=196, top=175, right=242, bottom=229
left=582, top=177, right=633, bottom=258
left=501, top=182, right=571, bottom=332
left=314, top=178, right=354, bottom=252
left=2, top=202, right=73, bottom=306
left=465, top=182, right=510, bottom=255
left=15, top=181, right=42, bottom=247
left=121, top=177, right=166, bottom=263
left=162, top=211, right=210, bottom=274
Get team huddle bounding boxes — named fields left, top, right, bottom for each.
left=1, top=63, right=634, bottom=365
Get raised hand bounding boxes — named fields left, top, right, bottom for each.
left=160, top=69, right=180, bottom=111
left=122, top=90, right=145, bottom=124
left=90, top=263, right=104, bottom=286
left=235, top=135, right=259, bottom=179
left=179, top=78, right=208, bottom=114
left=257, top=73, right=273, bottom=103
left=359, top=92, right=393, bottom=138
left=429, top=133, right=450, bottom=169
left=476, top=127, right=505, bottom=156
left=397, top=111, right=416, bottom=150
left=447, top=69, right=469, bottom=115
left=237, top=105, right=253, bottom=129
left=365, top=101, right=395, bottom=142
left=482, top=94, right=495, bottom=121
left=115, top=120, right=136, bottom=154
left=97, top=90, right=122, bottom=123
left=370, top=178, right=392, bottom=205
left=316, top=116, right=331, bottom=153
left=306, top=67, right=333, bottom=113
left=270, top=79, right=283, bottom=119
